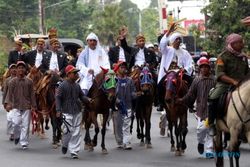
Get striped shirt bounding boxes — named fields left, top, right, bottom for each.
left=182, top=75, right=215, bottom=120
left=56, top=79, right=89, bottom=115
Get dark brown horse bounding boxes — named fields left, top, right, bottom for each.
left=29, top=69, right=62, bottom=147
left=83, top=69, right=117, bottom=154
left=130, top=65, right=155, bottom=148
left=163, top=69, right=189, bottom=156
left=27, top=67, right=49, bottom=138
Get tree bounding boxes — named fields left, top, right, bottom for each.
left=202, top=0, right=250, bottom=56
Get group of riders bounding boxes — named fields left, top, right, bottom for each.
left=1, top=17, right=250, bottom=160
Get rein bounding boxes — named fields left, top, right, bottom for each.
left=231, top=85, right=250, bottom=124
left=61, top=115, right=82, bottom=134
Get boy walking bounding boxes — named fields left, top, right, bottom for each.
left=113, top=61, right=137, bottom=150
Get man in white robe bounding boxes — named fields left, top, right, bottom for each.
left=157, top=24, right=194, bottom=111
left=76, top=33, right=110, bottom=94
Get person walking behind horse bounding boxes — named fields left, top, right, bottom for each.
left=208, top=33, right=249, bottom=136
left=56, top=65, right=91, bottom=159
left=4, top=61, right=37, bottom=150
left=2, top=64, right=17, bottom=141
left=113, top=61, right=137, bottom=150
left=177, top=57, right=215, bottom=158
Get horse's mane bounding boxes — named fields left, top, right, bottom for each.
left=93, top=71, right=105, bottom=88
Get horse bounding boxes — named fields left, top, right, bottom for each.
left=27, top=66, right=50, bottom=137
left=130, top=65, right=155, bottom=148
left=83, top=69, right=117, bottom=154
left=213, top=78, right=250, bottom=167
left=32, top=70, right=62, bottom=147
left=163, top=68, right=189, bottom=156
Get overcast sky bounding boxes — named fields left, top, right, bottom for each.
left=130, top=0, right=151, bottom=10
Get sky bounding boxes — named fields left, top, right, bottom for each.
left=130, top=0, right=151, bottom=10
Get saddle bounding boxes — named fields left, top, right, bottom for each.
left=217, top=91, right=232, bottom=118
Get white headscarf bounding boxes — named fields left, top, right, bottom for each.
left=169, top=32, right=182, bottom=44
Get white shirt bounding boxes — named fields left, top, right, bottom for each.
left=49, top=52, right=59, bottom=71
left=118, top=46, right=126, bottom=62
left=35, top=51, right=43, bottom=68
left=135, top=48, right=145, bottom=66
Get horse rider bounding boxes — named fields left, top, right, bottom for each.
left=56, top=65, right=91, bottom=159
left=24, top=38, right=52, bottom=72
left=4, top=61, right=37, bottom=150
left=39, top=38, right=68, bottom=77
left=2, top=63, right=17, bottom=141
left=76, top=32, right=110, bottom=94
left=108, top=36, right=130, bottom=69
left=119, top=27, right=158, bottom=71
left=8, top=40, right=25, bottom=67
left=177, top=57, right=215, bottom=158
left=45, top=27, right=64, bottom=52
left=208, top=33, right=249, bottom=136
left=157, top=23, right=194, bottom=111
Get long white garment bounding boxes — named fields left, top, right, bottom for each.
left=157, top=34, right=194, bottom=83
left=197, top=117, right=213, bottom=154
left=12, top=109, right=31, bottom=146
left=76, top=47, right=110, bottom=90
left=62, top=112, right=82, bottom=155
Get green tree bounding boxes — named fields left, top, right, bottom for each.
left=202, top=0, right=250, bottom=56
left=141, top=8, right=159, bottom=43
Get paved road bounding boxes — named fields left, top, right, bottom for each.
left=0, top=97, right=249, bottom=167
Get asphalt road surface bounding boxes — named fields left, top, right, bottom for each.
left=0, top=95, right=249, bottom=167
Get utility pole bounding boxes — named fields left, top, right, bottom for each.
left=39, top=0, right=45, bottom=34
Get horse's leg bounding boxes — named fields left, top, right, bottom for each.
left=168, top=120, right=175, bottom=152
left=91, top=112, right=99, bottom=148
left=228, top=128, right=241, bottom=167
left=214, top=130, right=224, bottom=167
left=181, top=111, right=188, bottom=152
left=101, top=113, right=108, bottom=154
left=175, top=121, right=181, bottom=156
left=145, top=108, right=152, bottom=148
left=139, top=117, right=145, bottom=145
left=45, top=115, right=50, bottom=130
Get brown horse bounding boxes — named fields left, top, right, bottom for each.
left=213, top=78, right=250, bottom=167
left=27, top=67, right=50, bottom=137
left=130, top=65, right=155, bottom=148
left=83, top=69, right=117, bottom=154
left=163, top=69, right=189, bottom=156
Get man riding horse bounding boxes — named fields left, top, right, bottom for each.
left=208, top=33, right=249, bottom=136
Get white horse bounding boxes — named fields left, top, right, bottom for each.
left=214, top=79, right=250, bottom=167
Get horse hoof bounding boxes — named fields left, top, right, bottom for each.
left=175, top=150, right=181, bottom=156
left=52, top=144, right=58, bottom=149
left=102, top=148, right=108, bottom=154
left=56, top=142, right=61, bottom=146
left=45, top=126, right=50, bottom=130
left=140, top=142, right=145, bottom=146
left=181, top=149, right=185, bottom=154
left=88, top=146, right=94, bottom=152
left=84, top=144, right=89, bottom=150
left=40, top=133, right=47, bottom=139
left=170, top=146, right=175, bottom=152
left=145, top=143, right=152, bottom=149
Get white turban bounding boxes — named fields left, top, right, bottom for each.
left=169, top=32, right=182, bottom=44
left=86, top=32, right=99, bottom=42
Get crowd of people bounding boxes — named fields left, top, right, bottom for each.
left=1, top=17, right=250, bottom=159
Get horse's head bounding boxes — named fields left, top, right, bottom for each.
left=139, top=66, right=154, bottom=94
left=130, top=66, right=142, bottom=91
left=164, top=69, right=186, bottom=104
left=102, top=70, right=117, bottom=101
